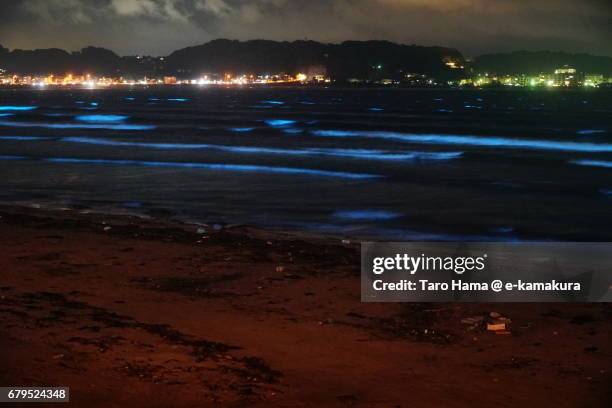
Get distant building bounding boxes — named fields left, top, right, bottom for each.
left=305, top=65, right=327, bottom=82
left=554, top=66, right=579, bottom=87
left=163, top=76, right=177, bottom=85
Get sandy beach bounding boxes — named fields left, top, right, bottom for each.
left=0, top=206, right=609, bottom=407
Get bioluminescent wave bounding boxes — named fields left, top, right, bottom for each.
left=492, top=226, right=515, bottom=234
left=571, top=159, right=612, bottom=168
left=0, top=113, right=14, bottom=117
left=333, top=210, right=401, bottom=221
left=0, top=155, right=26, bottom=160
left=0, top=136, right=47, bottom=141
left=265, top=119, right=297, bottom=127
left=283, top=128, right=303, bottom=134
left=75, top=115, right=129, bottom=123
left=0, top=121, right=155, bottom=131
left=42, top=157, right=380, bottom=179
left=167, top=98, right=190, bottom=102
left=61, top=137, right=462, bottom=161
left=262, top=100, right=285, bottom=105
left=229, top=127, right=255, bottom=132
left=577, top=129, right=606, bottom=135
left=311, top=130, right=612, bottom=153
left=0, top=106, right=37, bottom=111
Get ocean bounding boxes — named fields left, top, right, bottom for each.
left=1, top=86, right=611, bottom=241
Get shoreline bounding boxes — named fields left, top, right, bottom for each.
left=0, top=206, right=610, bottom=406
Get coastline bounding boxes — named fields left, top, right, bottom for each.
left=0, top=206, right=610, bottom=407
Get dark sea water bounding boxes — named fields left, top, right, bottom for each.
left=1, top=87, right=611, bottom=241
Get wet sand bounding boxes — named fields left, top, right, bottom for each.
left=0, top=207, right=610, bottom=407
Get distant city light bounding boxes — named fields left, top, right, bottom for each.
left=0, top=62, right=608, bottom=88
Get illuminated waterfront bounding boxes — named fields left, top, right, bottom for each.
left=1, top=65, right=610, bottom=89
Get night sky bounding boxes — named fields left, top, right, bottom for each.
left=1, top=0, right=610, bottom=57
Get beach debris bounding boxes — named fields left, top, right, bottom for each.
left=462, top=312, right=511, bottom=332
left=275, top=265, right=284, bottom=273
left=196, top=227, right=207, bottom=234
left=487, top=322, right=506, bottom=331
left=487, top=312, right=512, bottom=332
left=461, top=316, right=485, bottom=325
left=487, top=323, right=506, bottom=331
left=103, top=226, right=112, bottom=232
left=341, top=239, right=351, bottom=245
left=461, top=315, right=485, bottom=331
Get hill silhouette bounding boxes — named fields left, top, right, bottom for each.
left=2, top=41, right=611, bottom=80
left=0, top=39, right=465, bottom=80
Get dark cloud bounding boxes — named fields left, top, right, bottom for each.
left=0, top=0, right=610, bottom=56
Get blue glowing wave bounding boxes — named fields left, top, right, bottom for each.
left=571, top=159, right=612, bottom=168
left=42, top=157, right=380, bottom=179
left=167, top=98, right=190, bottom=102
left=265, top=119, right=296, bottom=127
left=333, top=210, right=401, bottom=221
left=577, top=129, right=606, bottom=135
left=61, top=137, right=462, bottom=161
left=75, top=115, right=129, bottom=123
left=0, top=113, right=14, bottom=117
left=311, top=130, right=612, bottom=153
left=229, top=127, right=255, bottom=132
left=0, top=136, right=47, bottom=141
left=0, top=121, right=155, bottom=131
left=0, top=106, right=37, bottom=111
left=282, top=128, right=303, bottom=134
